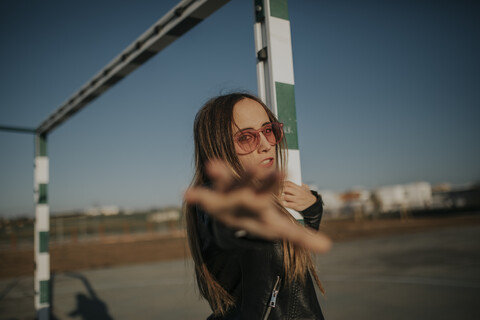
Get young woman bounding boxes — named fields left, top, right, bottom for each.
left=184, top=93, right=331, bottom=319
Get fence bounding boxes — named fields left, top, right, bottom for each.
left=0, top=209, right=183, bottom=249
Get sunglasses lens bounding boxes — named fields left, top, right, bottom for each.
left=263, top=123, right=283, bottom=145
left=236, top=132, right=257, bottom=153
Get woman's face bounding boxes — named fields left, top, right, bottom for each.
left=232, top=98, right=277, bottom=178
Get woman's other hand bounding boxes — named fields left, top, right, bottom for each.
left=282, top=181, right=317, bottom=211
left=184, top=160, right=331, bottom=253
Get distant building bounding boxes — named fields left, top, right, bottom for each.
left=147, top=209, right=181, bottom=223
left=85, top=206, right=120, bottom=216
left=339, top=188, right=373, bottom=218
left=313, top=181, right=478, bottom=219
left=373, top=182, right=431, bottom=213
left=432, top=184, right=480, bottom=210
left=317, top=190, right=343, bottom=219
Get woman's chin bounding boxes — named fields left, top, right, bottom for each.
left=256, top=165, right=276, bottom=179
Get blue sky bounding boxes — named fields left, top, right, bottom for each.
left=1, top=0, right=479, bottom=217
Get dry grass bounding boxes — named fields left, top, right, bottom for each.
left=1, top=214, right=479, bottom=279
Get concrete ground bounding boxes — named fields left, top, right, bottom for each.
left=1, top=225, right=479, bottom=320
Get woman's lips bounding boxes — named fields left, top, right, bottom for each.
left=260, top=157, right=274, bottom=168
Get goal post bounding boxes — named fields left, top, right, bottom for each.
left=34, top=133, right=50, bottom=317
left=14, top=0, right=305, bottom=318
left=253, top=0, right=304, bottom=221
left=37, top=0, right=232, bottom=136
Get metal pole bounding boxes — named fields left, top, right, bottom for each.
left=34, top=133, right=50, bottom=319
left=4, top=1, right=235, bottom=315
left=253, top=0, right=303, bottom=222
left=0, top=125, right=36, bottom=134
left=36, top=0, right=231, bottom=136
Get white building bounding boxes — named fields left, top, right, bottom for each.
left=373, top=182, right=432, bottom=213
left=85, top=205, right=120, bottom=216
left=317, top=190, right=343, bottom=218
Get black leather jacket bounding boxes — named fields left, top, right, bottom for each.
left=197, top=191, right=325, bottom=320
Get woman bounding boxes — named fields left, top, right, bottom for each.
left=184, top=93, right=331, bottom=319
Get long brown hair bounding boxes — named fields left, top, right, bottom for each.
left=185, top=92, right=323, bottom=316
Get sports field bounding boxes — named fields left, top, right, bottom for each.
left=1, top=214, right=479, bottom=319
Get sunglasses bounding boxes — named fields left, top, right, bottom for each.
left=233, top=122, right=284, bottom=155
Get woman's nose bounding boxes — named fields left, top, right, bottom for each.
left=257, top=132, right=272, bottom=153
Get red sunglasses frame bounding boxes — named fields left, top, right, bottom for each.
left=233, top=122, right=284, bottom=155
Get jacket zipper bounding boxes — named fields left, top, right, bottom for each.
left=263, top=276, right=282, bottom=320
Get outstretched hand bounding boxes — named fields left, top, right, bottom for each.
left=184, top=160, right=331, bottom=253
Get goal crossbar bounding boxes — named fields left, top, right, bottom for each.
left=37, top=0, right=231, bottom=135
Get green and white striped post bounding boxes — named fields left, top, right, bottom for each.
left=253, top=0, right=303, bottom=222
left=34, top=133, right=50, bottom=319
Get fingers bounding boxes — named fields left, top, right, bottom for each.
left=206, top=159, right=258, bottom=192
left=206, top=160, right=234, bottom=191
left=283, top=181, right=302, bottom=195
left=283, top=180, right=317, bottom=211
left=282, top=181, right=302, bottom=209
left=184, top=186, right=269, bottom=216
left=282, top=201, right=302, bottom=212
left=282, top=194, right=296, bottom=202
left=293, top=228, right=332, bottom=253
left=284, top=181, right=311, bottom=193
left=184, top=186, right=276, bottom=234
left=263, top=213, right=332, bottom=253
left=206, top=159, right=279, bottom=194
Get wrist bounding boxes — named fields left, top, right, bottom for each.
left=299, top=191, right=320, bottom=212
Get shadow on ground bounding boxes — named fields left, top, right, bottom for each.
left=51, top=272, right=113, bottom=320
